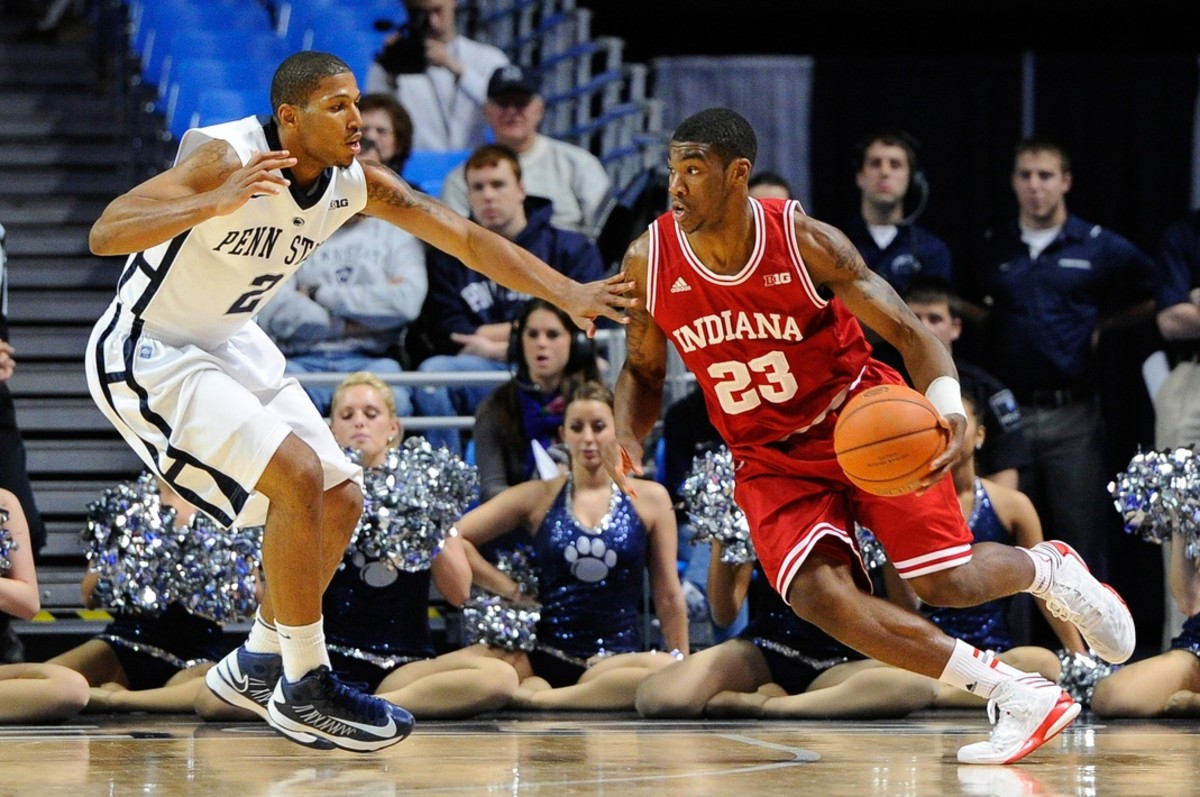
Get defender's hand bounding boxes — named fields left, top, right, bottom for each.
left=601, top=438, right=644, bottom=498
left=565, top=271, right=637, bottom=337
left=211, top=150, right=297, bottom=216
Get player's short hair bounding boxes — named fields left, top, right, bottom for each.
left=271, top=51, right=352, bottom=116
left=672, top=107, right=757, bottom=167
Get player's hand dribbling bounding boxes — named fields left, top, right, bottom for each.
left=916, top=412, right=966, bottom=494
left=563, top=271, right=637, bottom=337
left=601, top=437, right=644, bottom=498
left=211, top=150, right=297, bottom=216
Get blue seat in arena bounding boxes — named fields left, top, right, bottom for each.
left=281, top=0, right=407, bottom=51
left=403, top=149, right=472, bottom=196
left=164, top=57, right=273, bottom=141
left=306, top=27, right=391, bottom=86
left=138, top=1, right=274, bottom=95
left=188, top=88, right=265, bottom=133
left=150, top=30, right=292, bottom=107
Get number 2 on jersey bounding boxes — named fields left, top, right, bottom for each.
left=227, top=273, right=284, bottom=315
left=708, top=350, right=798, bottom=414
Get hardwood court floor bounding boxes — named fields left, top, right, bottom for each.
left=0, top=709, right=1192, bottom=796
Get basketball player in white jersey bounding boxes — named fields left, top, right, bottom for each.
left=85, top=51, right=633, bottom=752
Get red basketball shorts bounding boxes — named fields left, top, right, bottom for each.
left=730, top=379, right=972, bottom=603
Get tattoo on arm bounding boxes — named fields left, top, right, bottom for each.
left=824, top=227, right=872, bottom=279
left=366, top=177, right=423, bottom=211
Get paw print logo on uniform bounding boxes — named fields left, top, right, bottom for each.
left=564, top=536, right=617, bottom=582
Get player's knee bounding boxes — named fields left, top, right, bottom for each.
left=260, top=435, right=324, bottom=499
left=906, top=570, right=973, bottom=608
left=327, top=480, right=364, bottom=524
left=787, top=566, right=860, bottom=627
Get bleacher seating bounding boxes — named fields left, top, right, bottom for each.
left=163, top=57, right=274, bottom=141
left=276, top=0, right=403, bottom=51
left=5, top=0, right=667, bottom=642
left=403, top=148, right=473, bottom=194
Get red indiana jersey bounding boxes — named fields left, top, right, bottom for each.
left=647, top=197, right=873, bottom=451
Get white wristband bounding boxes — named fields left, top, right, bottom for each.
left=925, top=376, right=966, bottom=419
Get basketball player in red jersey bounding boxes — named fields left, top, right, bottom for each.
left=602, top=107, right=1134, bottom=764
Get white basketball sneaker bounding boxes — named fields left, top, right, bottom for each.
left=957, top=676, right=1080, bottom=765
left=1028, top=541, right=1136, bottom=663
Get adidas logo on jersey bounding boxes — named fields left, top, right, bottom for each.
left=669, top=277, right=691, bottom=293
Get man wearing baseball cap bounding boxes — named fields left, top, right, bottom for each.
left=439, top=64, right=613, bottom=243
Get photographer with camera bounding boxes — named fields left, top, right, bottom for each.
left=366, top=0, right=509, bottom=153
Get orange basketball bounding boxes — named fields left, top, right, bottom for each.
left=833, top=384, right=948, bottom=496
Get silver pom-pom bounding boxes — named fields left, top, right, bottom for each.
left=461, top=546, right=541, bottom=651
left=1057, top=650, right=1114, bottom=706
left=174, top=515, right=263, bottom=624
left=461, top=593, right=541, bottom=651
left=0, top=507, right=16, bottom=575
left=1108, top=447, right=1200, bottom=556
left=81, top=472, right=262, bottom=621
left=679, top=446, right=756, bottom=564
left=82, top=472, right=181, bottom=614
left=348, top=437, right=478, bottom=573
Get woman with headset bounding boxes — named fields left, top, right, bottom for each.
left=472, top=298, right=601, bottom=502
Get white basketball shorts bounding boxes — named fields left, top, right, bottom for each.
left=86, top=300, right=361, bottom=528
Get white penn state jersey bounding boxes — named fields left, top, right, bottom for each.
left=112, top=115, right=368, bottom=349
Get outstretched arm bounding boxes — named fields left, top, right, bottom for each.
left=602, top=234, right=667, bottom=496
left=89, top=140, right=296, bottom=256
left=360, top=160, right=635, bottom=335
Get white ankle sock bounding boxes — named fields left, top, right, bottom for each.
left=1020, top=545, right=1055, bottom=596
left=938, top=639, right=1029, bottom=699
left=245, top=610, right=281, bottom=654
left=276, top=618, right=331, bottom=682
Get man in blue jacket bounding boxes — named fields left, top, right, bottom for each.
left=969, top=137, right=1156, bottom=586
left=410, top=144, right=605, bottom=454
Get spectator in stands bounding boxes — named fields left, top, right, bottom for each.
left=256, top=137, right=428, bottom=417
left=0, top=220, right=46, bottom=664
left=966, top=136, right=1156, bottom=582
left=410, top=144, right=606, bottom=455
left=846, top=129, right=954, bottom=295
left=49, top=479, right=236, bottom=714
left=748, top=171, right=794, bottom=201
left=366, top=0, right=509, bottom=152
left=901, top=275, right=1030, bottom=489
left=359, top=92, right=415, bottom=174
left=0, top=488, right=91, bottom=723
left=455, top=379, right=689, bottom=710
left=198, top=371, right=519, bottom=722
left=439, top=65, right=613, bottom=242
left=473, top=298, right=600, bottom=502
